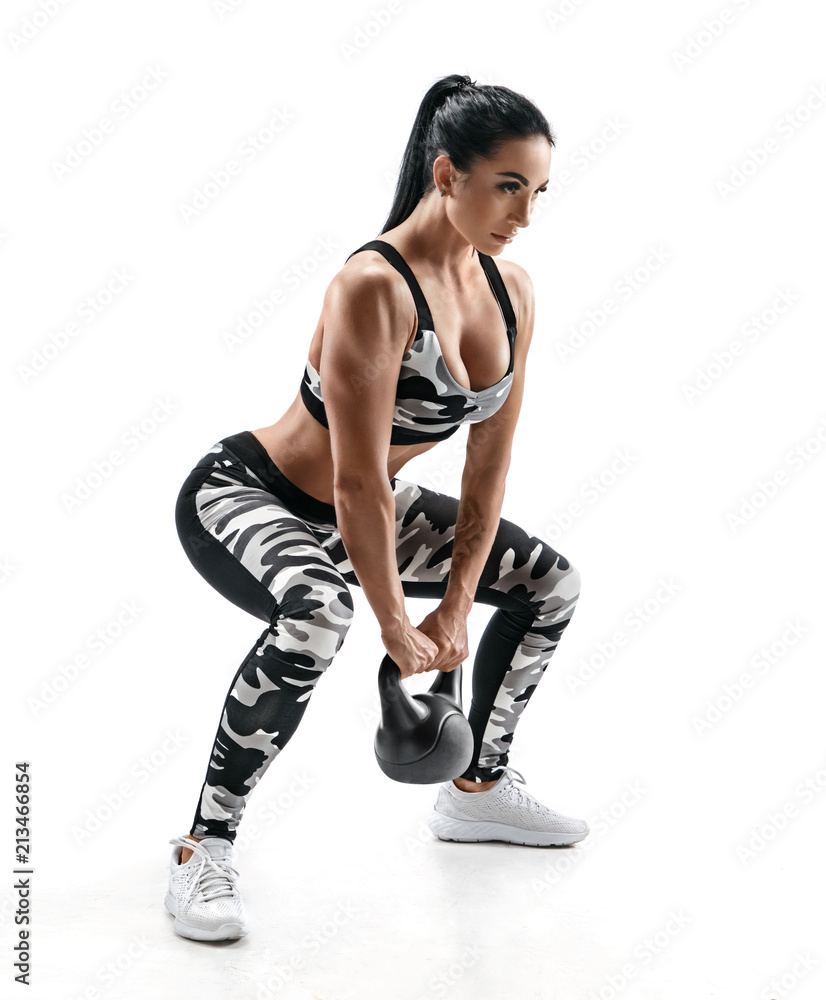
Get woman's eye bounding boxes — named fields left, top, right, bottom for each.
left=500, top=182, right=547, bottom=196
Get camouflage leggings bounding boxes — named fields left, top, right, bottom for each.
left=175, top=431, right=581, bottom=842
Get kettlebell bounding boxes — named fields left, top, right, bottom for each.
left=374, top=654, right=474, bottom=784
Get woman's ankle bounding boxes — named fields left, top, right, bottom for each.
left=453, top=777, right=497, bottom=793
left=180, top=834, right=201, bottom=864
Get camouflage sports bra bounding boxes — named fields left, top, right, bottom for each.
left=299, top=239, right=517, bottom=445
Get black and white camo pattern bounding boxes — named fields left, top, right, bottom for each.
left=176, top=438, right=580, bottom=842
left=301, top=322, right=514, bottom=439
left=299, top=239, right=518, bottom=444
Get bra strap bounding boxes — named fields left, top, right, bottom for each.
left=478, top=253, right=517, bottom=331
left=346, top=240, right=434, bottom=331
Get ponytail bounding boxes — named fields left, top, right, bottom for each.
left=379, top=73, right=555, bottom=235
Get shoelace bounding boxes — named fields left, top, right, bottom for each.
left=169, top=836, right=241, bottom=903
left=497, top=766, right=543, bottom=814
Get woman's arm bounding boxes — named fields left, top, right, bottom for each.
left=417, top=264, right=536, bottom=669
left=320, top=263, right=439, bottom=676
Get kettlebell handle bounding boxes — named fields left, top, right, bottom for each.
left=377, top=654, right=464, bottom=719
left=427, top=660, right=463, bottom=711
left=377, top=654, right=426, bottom=723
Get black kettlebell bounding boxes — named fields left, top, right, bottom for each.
left=374, top=654, right=474, bottom=783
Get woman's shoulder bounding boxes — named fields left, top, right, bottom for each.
left=324, top=246, right=407, bottom=297
left=494, top=256, right=531, bottom=294
left=320, top=247, right=415, bottom=331
left=491, top=256, right=533, bottom=332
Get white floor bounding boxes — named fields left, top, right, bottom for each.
left=21, top=797, right=822, bottom=1000
left=15, top=624, right=826, bottom=1000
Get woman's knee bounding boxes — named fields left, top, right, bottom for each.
left=488, top=519, right=581, bottom=606
left=539, top=542, right=581, bottom=613
left=557, top=555, right=582, bottom=605
left=271, top=578, right=355, bottom=664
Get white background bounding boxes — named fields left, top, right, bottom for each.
left=3, top=0, right=825, bottom=998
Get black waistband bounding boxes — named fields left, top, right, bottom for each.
left=219, top=431, right=340, bottom=527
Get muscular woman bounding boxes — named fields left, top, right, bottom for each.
left=165, top=73, right=587, bottom=942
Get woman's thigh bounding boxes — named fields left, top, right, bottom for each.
left=321, top=477, right=579, bottom=612
left=175, top=456, right=354, bottom=648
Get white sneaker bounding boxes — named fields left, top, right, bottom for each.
left=427, top=766, right=589, bottom=847
left=164, top=834, right=249, bottom=941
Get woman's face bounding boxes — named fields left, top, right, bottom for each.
left=441, top=135, right=552, bottom=254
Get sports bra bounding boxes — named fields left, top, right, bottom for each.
left=299, top=239, right=518, bottom=445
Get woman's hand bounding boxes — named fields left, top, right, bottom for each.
left=380, top=617, right=439, bottom=679
left=413, top=604, right=470, bottom=673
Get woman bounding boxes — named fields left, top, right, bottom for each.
left=165, top=73, right=587, bottom=942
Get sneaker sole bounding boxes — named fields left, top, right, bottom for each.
left=427, top=811, right=588, bottom=847
left=164, top=891, right=248, bottom=942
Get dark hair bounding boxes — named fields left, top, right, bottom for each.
left=379, top=73, right=556, bottom=235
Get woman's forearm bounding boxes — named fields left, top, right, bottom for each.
left=333, top=479, right=407, bottom=630
left=334, top=469, right=506, bottom=627
left=442, top=471, right=507, bottom=612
